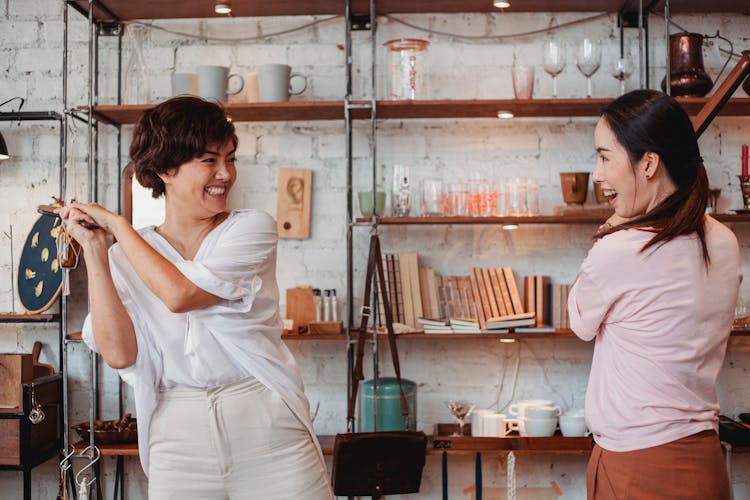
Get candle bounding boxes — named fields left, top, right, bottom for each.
left=743, top=144, right=749, bottom=178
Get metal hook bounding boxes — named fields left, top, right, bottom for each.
left=59, top=445, right=75, bottom=471
left=74, top=445, right=100, bottom=486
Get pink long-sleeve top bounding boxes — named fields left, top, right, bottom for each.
left=568, top=216, right=741, bottom=452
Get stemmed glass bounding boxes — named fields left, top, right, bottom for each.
left=445, top=400, right=475, bottom=436
left=543, top=40, right=566, bottom=98
left=610, top=52, right=633, bottom=96
left=576, top=38, right=601, bottom=98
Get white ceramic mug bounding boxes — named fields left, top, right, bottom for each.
left=471, top=409, right=496, bottom=437
left=484, top=413, right=513, bottom=437
left=171, top=72, right=198, bottom=97
left=257, top=63, right=307, bottom=102
left=197, top=65, right=244, bottom=103
left=559, top=412, right=589, bottom=437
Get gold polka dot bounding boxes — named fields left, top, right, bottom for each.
left=31, top=232, right=39, bottom=248
left=41, top=248, right=49, bottom=262
left=35, top=281, right=44, bottom=297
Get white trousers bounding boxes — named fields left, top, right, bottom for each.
left=148, top=377, right=333, bottom=500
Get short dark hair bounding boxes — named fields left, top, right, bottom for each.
left=129, top=96, right=237, bottom=198
left=598, top=89, right=710, bottom=264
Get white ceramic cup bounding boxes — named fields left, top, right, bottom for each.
left=471, top=409, right=496, bottom=437
left=559, top=413, right=589, bottom=437
left=509, top=400, right=560, bottom=436
left=484, top=413, right=512, bottom=437
left=508, top=400, right=559, bottom=419
left=197, top=65, right=244, bottom=103
left=171, top=72, right=198, bottom=97
left=257, top=63, right=308, bottom=102
left=525, top=405, right=562, bottom=419
left=524, top=417, right=557, bottom=437
left=245, top=71, right=259, bottom=102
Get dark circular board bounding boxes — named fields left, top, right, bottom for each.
left=17, top=214, right=63, bottom=314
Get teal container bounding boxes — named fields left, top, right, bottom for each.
left=361, top=377, right=417, bottom=432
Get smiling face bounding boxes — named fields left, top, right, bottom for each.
left=593, top=117, right=663, bottom=219
left=160, top=139, right=237, bottom=219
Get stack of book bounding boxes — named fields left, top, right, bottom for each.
left=551, top=283, right=573, bottom=329
left=469, top=267, right=535, bottom=330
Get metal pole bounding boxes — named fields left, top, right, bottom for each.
left=638, top=0, right=645, bottom=88
left=664, top=0, right=670, bottom=95
left=369, top=0, right=379, bottom=433
left=344, top=0, right=355, bottom=434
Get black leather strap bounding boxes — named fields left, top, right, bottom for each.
left=347, top=233, right=409, bottom=425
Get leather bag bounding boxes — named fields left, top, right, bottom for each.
left=331, top=233, right=427, bottom=498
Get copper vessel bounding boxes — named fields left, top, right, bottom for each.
left=661, top=32, right=713, bottom=97
left=743, top=75, right=750, bottom=96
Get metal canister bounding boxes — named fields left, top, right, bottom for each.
left=361, top=377, right=417, bottom=432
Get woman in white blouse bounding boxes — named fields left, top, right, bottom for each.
left=60, top=96, right=333, bottom=499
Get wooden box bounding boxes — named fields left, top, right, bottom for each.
left=0, top=374, right=62, bottom=467
left=0, top=354, right=33, bottom=409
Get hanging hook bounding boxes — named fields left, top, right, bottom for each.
left=59, top=445, right=76, bottom=471
left=74, top=445, right=100, bottom=485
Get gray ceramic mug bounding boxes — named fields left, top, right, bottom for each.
left=197, top=65, right=244, bottom=103
left=257, top=64, right=308, bottom=102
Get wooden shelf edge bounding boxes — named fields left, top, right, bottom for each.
left=357, top=213, right=750, bottom=226
left=88, top=98, right=750, bottom=125
left=0, top=313, right=59, bottom=323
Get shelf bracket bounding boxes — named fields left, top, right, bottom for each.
left=349, top=13, right=371, bottom=31
left=96, top=21, right=122, bottom=37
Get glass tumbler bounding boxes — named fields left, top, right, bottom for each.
left=392, top=164, right=411, bottom=216
left=447, top=183, right=469, bottom=216
left=384, top=38, right=430, bottom=100
left=421, top=178, right=444, bottom=216
left=508, top=177, right=528, bottom=216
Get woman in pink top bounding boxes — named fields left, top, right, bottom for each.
left=568, top=90, right=741, bottom=499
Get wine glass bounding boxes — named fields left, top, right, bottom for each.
left=543, top=40, right=566, bottom=98
left=445, top=400, right=475, bottom=436
left=610, top=53, right=633, bottom=96
left=576, top=38, right=601, bottom=98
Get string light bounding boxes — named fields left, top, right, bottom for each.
left=493, top=1, right=511, bottom=8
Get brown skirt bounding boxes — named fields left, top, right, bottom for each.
left=587, top=430, right=730, bottom=500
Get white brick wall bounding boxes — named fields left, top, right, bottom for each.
left=1, top=3, right=750, bottom=498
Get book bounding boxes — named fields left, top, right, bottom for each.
left=468, top=269, right=487, bottom=330
left=535, top=275, right=551, bottom=327
left=503, top=267, right=525, bottom=314
left=407, top=253, right=423, bottom=327
left=398, top=253, right=414, bottom=328
left=481, top=268, right=500, bottom=318
left=426, top=268, right=441, bottom=320
left=485, top=311, right=536, bottom=330
left=495, top=267, right=514, bottom=316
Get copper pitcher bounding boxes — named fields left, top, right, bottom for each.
left=661, top=32, right=713, bottom=97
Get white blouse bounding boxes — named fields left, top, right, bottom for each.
left=82, top=209, right=322, bottom=474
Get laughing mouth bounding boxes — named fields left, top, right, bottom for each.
left=205, top=186, right=227, bottom=196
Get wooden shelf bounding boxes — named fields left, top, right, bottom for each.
left=357, top=213, right=750, bottom=226
left=87, top=98, right=750, bottom=126
left=284, top=328, right=750, bottom=340
left=0, top=313, right=59, bottom=323
left=69, top=0, right=750, bottom=22
left=432, top=434, right=593, bottom=455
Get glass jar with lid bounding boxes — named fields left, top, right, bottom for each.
left=383, top=38, right=430, bottom=100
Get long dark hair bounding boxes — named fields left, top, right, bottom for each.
left=130, top=96, right=237, bottom=198
left=597, top=90, right=709, bottom=264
